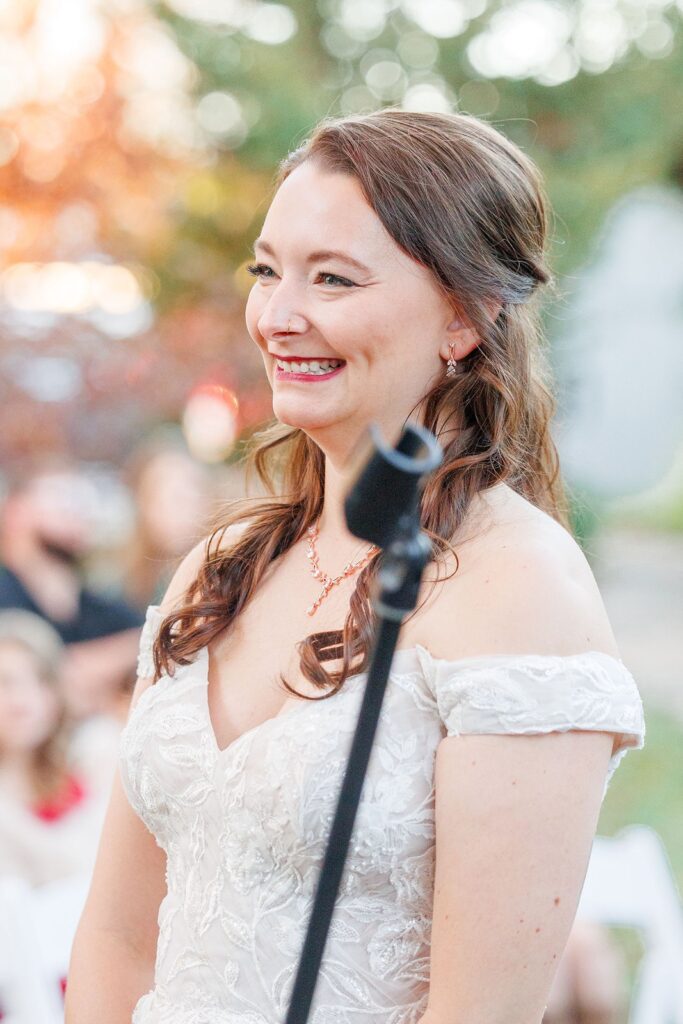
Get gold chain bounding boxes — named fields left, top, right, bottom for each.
left=305, top=523, right=379, bottom=616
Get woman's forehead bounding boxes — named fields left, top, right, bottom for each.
left=260, top=162, right=411, bottom=271
left=264, top=164, right=382, bottom=244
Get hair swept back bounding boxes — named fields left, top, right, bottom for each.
left=152, top=108, right=570, bottom=699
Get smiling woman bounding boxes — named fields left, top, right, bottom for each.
left=66, top=110, right=645, bottom=1024
left=244, top=159, right=461, bottom=437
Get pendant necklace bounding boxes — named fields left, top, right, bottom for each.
left=305, top=523, right=379, bottom=616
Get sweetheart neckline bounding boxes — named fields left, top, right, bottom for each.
left=141, top=604, right=632, bottom=759
left=197, top=642, right=424, bottom=757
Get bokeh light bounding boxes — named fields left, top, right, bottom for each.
left=402, top=80, right=454, bottom=113
left=396, top=31, right=439, bottom=69
left=467, top=1, right=574, bottom=82
left=164, top=0, right=297, bottom=42
left=182, top=383, right=240, bottom=463
left=401, top=0, right=473, bottom=39
left=338, top=0, right=387, bottom=42
left=196, top=90, right=249, bottom=147
left=244, top=3, right=297, bottom=44
left=0, top=261, right=147, bottom=317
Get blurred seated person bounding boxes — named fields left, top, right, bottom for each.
left=0, top=461, right=143, bottom=721
left=0, top=610, right=109, bottom=887
left=121, top=429, right=216, bottom=609
left=543, top=918, right=628, bottom=1024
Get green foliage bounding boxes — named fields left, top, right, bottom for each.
left=154, top=0, right=683, bottom=306
left=565, top=484, right=607, bottom=552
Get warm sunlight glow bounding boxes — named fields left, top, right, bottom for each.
left=1, top=260, right=146, bottom=315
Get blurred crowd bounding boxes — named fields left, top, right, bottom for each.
left=0, top=433, right=247, bottom=895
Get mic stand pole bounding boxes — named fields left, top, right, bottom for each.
left=284, top=474, right=435, bottom=1024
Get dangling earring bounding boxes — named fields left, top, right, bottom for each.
left=446, top=341, right=457, bottom=377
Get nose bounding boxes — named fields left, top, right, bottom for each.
left=255, top=277, right=307, bottom=342
left=257, top=307, right=305, bottom=342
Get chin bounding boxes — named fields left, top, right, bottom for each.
left=272, top=401, right=342, bottom=433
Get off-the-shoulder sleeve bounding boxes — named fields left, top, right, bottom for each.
left=423, top=649, right=646, bottom=795
left=136, top=604, right=163, bottom=678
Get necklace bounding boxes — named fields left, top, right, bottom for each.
left=305, top=523, right=379, bottom=616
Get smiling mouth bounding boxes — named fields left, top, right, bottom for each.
left=274, top=357, right=345, bottom=376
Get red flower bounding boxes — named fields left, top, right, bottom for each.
left=30, top=775, right=88, bottom=822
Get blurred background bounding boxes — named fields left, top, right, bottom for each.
left=0, top=0, right=682, bottom=1021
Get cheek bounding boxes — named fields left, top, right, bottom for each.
left=318, top=298, right=393, bottom=364
left=350, top=308, right=400, bottom=367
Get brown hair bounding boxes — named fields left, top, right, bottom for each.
left=0, top=610, right=71, bottom=803
left=153, top=109, right=569, bottom=697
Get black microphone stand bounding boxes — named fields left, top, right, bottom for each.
left=284, top=421, right=443, bottom=1024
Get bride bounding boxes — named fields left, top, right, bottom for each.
left=66, top=108, right=645, bottom=1024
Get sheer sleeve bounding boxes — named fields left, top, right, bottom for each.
left=136, top=604, right=163, bottom=679
left=422, top=648, right=646, bottom=795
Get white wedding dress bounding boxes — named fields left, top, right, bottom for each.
left=119, top=603, right=646, bottom=1024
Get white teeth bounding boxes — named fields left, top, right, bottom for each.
left=276, top=358, right=343, bottom=375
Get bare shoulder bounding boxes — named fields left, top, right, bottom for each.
left=472, top=484, right=601, bottom=593
left=413, top=484, right=620, bottom=660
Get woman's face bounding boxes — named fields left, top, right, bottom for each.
left=245, top=159, right=459, bottom=458
left=0, top=642, right=59, bottom=756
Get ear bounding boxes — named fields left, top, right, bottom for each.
left=441, top=298, right=503, bottom=361
left=441, top=317, right=478, bottom=362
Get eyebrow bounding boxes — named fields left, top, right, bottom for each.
left=253, top=238, right=372, bottom=276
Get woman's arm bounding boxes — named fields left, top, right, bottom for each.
left=424, top=727, right=613, bottom=1024
left=420, top=528, right=623, bottom=1024
left=64, top=537, right=210, bottom=1023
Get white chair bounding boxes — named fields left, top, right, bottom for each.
left=576, top=825, right=683, bottom=1024
left=0, top=872, right=90, bottom=1024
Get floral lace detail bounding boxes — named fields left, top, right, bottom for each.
left=136, top=603, right=163, bottom=678
left=428, top=649, right=646, bottom=791
left=121, top=605, right=645, bottom=1024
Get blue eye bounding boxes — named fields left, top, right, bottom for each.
left=245, top=264, right=356, bottom=288
left=317, top=272, right=355, bottom=287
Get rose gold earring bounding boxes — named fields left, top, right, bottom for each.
left=446, top=341, right=457, bottom=377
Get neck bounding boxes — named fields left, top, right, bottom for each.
left=316, top=458, right=359, bottom=542
left=310, top=414, right=501, bottom=553
left=312, top=417, right=408, bottom=540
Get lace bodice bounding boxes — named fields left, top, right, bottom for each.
left=119, top=604, right=645, bottom=1024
